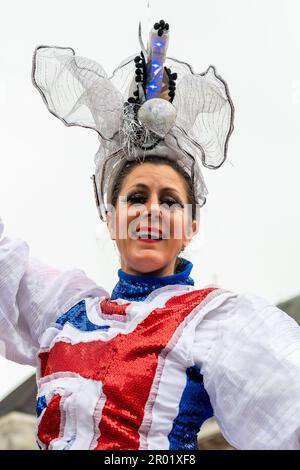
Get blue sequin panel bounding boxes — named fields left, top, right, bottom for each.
left=111, top=258, right=194, bottom=302
left=168, top=365, right=214, bottom=450
left=55, top=299, right=110, bottom=332
left=36, top=395, right=47, bottom=417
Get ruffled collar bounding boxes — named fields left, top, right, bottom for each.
left=110, top=257, right=194, bottom=302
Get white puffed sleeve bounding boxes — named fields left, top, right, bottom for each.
left=193, top=290, right=300, bottom=449
left=0, top=219, right=108, bottom=366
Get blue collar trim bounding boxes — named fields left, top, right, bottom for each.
left=111, top=257, right=194, bottom=302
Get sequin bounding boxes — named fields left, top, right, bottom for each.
left=36, top=395, right=47, bottom=418
left=37, top=393, right=62, bottom=448
left=111, top=257, right=195, bottom=302
left=100, top=298, right=130, bottom=316
left=37, top=256, right=220, bottom=450
left=39, top=288, right=216, bottom=450
left=56, top=299, right=110, bottom=331
left=168, top=365, right=214, bottom=450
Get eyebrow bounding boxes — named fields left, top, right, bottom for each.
left=127, top=183, right=181, bottom=195
left=127, top=183, right=147, bottom=191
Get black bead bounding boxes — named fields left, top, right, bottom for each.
left=169, top=85, right=176, bottom=91
left=158, top=29, right=163, bottom=37
left=159, top=20, right=165, bottom=27
left=136, top=62, right=143, bottom=68
left=128, top=97, right=136, bottom=104
left=154, top=22, right=160, bottom=30
left=168, top=91, right=175, bottom=97
left=170, top=73, right=178, bottom=80
left=134, top=56, right=141, bottom=63
left=165, top=23, right=169, bottom=30
left=169, top=80, right=176, bottom=86
left=133, top=90, right=139, bottom=97
left=135, top=76, right=142, bottom=82
left=135, top=69, right=142, bottom=75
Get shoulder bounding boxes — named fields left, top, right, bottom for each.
left=193, top=288, right=300, bottom=374
left=200, top=287, right=297, bottom=328
left=208, top=288, right=300, bottom=349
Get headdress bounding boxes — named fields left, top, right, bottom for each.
left=32, top=20, right=234, bottom=221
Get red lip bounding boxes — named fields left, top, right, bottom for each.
left=137, top=239, right=162, bottom=243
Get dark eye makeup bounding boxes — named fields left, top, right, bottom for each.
left=125, top=193, right=146, bottom=205
left=126, top=192, right=184, bottom=208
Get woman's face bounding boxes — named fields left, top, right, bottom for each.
left=107, top=163, right=198, bottom=276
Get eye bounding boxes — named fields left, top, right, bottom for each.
left=161, top=199, right=184, bottom=210
left=127, top=193, right=147, bottom=204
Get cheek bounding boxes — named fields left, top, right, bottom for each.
left=115, top=206, right=140, bottom=241
left=167, top=211, right=186, bottom=239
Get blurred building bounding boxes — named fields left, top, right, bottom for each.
left=278, top=295, right=300, bottom=324
left=0, top=375, right=36, bottom=449
left=0, top=296, right=299, bottom=450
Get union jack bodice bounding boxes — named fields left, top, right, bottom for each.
left=35, top=259, right=221, bottom=450
left=2, top=223, right=300, bottom=450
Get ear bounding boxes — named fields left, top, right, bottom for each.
left=191, top=218, right=200, bottom=236
left=106, top=211, right=116, bottom=240
left=186, top=218, right=200, bottom=240
left=182, top=218, right=199, bottom=250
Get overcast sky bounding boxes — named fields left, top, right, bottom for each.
left=1, top=0, right=300, bottom=399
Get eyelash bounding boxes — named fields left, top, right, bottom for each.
left=127, top=193, right=183, bottom=208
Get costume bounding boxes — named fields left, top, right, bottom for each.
left=1, top=219, right=300, bottom=449
left=36, top=260, right=217, bottom=450
left=0, top=20, right=300, bottom=451
left=32, top=19, right=234, bottom=220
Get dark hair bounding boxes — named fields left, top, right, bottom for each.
left=109, top=155, right=199, bottom=220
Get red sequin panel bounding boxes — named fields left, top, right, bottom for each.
left=39, top=288, right=216, bottom=450
left=100, top=298, right=130, bottom=316
left=37, top=393, right=62, bottom=449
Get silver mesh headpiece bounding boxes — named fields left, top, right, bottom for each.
left=32, top=20, right=234, bottom=221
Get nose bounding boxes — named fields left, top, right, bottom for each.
left=140, top=193, right=162, bottom=224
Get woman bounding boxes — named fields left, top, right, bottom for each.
left=1, top=20, right=300, bottom=450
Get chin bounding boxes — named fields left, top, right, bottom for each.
left=130, top=250, right=167, bottom=274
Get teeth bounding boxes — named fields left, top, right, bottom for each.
left=138, top=232, right=161, bottom=239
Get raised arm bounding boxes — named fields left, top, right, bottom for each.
left=0, top=218, right=107, bottom=366
left=193, top=291, right=300, bottom=449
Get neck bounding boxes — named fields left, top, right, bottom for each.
left=120, top=260, right=177, bottom=277
left=111, top=257, right=194, bottom=302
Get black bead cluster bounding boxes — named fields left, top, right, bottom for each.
left=154, top=19, right=169, bottom=37
left=126, top=53, right=146, bottom=105
left=134, top=55, right=143, bottom=84
left=165, top=68, right=178, bottom=102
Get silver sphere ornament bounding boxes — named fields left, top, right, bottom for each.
left=137, top=98, right=177, bottom=138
